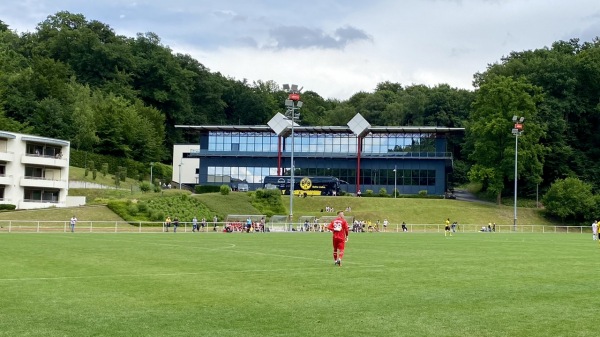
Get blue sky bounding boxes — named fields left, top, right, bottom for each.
left=2, top=0, right=599, bottom=99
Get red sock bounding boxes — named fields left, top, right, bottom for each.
left=338, top=250, right=344, bottom=261
left=333, top=251, right=338, bottom=261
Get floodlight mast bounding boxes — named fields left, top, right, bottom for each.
left=512, top=116, right=525, bottom=231
left=283, top=84, right=302, bottom=226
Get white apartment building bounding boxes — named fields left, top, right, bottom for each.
left=0, top=131, right=70, bottom=209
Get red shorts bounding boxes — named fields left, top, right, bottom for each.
left=333, top=238, right=346, bottom=251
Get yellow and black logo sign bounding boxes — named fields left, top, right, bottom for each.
left=299, top=177, right=312, bottom=190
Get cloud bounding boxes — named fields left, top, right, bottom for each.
left=268, top=25, right=372, bottom=49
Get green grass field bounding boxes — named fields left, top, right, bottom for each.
left=1, top=232, right=598, bottom=337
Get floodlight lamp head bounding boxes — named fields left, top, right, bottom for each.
left=296, top=101, right=303, bottom=108
left=282, top=84, right=290, bottom=91
left=519, top=117, right=525, bottom=123
left=285, top=99, right=294, bottom=107
left=291, top=84, right=298, bottom=91
left=512, top=116, right=518, bottom=122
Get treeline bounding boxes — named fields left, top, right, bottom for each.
left=2, top=12, right=600, bottom=214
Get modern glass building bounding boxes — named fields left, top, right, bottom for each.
left=176, top=116, right=463, bottom=195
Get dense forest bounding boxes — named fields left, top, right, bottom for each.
left=2, top=11, right=600, bottom=211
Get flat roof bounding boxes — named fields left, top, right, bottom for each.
left=176, top=125, right=465, bottom=134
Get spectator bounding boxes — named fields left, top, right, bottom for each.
left=70, top=215, right=77, bottom=233
left=192, top=216, right=198, bottom=232
left=164, top=216, right=172, bottom=232
left=173, top=217, right=179, bottom=233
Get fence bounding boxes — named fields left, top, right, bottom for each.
left=0, top=221, right=593, bottom=234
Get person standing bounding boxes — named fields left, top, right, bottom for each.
left=192, top=216, right=198, bottom=232
left=165, top=216, right=172, bottom=232
left=592, top=220, right=598, bottom=241
left=327, top=211, right=349, bottom=267
left=383, top=219, right=388, bottom=232
left=213, top=215, right=218, bottom=231
left=69, top=215, right=77, bottom=232
left=445, top=218, right=452, bottom=237
left=173, top=217, right=179, bottom=233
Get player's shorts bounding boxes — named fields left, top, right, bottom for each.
left=333, top=238, right=345, bottom=251
left=445, top=226, right=450, bottom=231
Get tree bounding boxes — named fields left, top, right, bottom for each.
left=542, top=177, right=595, bottom=222
left=466, top=76, right=546, bottom=204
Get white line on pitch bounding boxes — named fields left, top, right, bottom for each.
left=0, top=265, right=385, bottom=282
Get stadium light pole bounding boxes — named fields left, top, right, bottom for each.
left=512, top=116, right=525, bottom=231
left=150, top=162, right=154, bottom=185
left=283, top=84, right=303, bottom=227
left=178, top=161, right=183, bottom=190
left=393, top=165, right=397, bottom=199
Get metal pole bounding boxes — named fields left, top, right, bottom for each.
left=394, top=165, right=397, bottom=198
left=179, top=163, right=182, bottom=189
left=289, top=104, right=295, bottom=226
left=514, top=133, right=518, bottom=232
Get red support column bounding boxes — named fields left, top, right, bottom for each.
left=356, top=136, right=361, bottom=193
left=277, top=136, right=282, bottom=175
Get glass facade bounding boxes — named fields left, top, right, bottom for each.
left=193, top=127, right=454, bottom=195
left=208, top=166, right=278, bottom=184
left=207, top=132, right=441, bottom=154
left=208, top=132, right=278, bottom=152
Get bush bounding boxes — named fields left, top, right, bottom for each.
left=378, top=188, right=389, bottom=197
left=418, top=190, right=428, bottom=196
left=127, top=204, right=139, bottom=216
left=138, top=202, right=148, bottom=213
left=0, top=204, right=16, bottom=211
left=220, top=184, right=231, bottom=195
left=195, top=185, right=221, bottom=194
left=139, top=181, right=152, bottom=193
left=365, top=189, right=374, bottom=197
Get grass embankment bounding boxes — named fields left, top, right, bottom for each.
left=285, top=195, right=552, bottom=226
left=69, top=166, right=140, bottom=191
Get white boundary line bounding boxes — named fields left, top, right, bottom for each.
left=0, top=265, right=385, bottom=282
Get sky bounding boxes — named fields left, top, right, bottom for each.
left=1, top=0, right=599, bottom=100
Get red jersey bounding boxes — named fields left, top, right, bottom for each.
left=328, top=217, right=349, bottom=240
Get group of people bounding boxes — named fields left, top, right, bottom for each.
left=165, top=215, right=219, bottom=232
left=223, top=217, right=266, bottom=233
left=445, top=218, right=461, bottom=236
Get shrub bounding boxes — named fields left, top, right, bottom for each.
left=92, top=168, right=97, bottom=180
left=418, top=190, right=428, bottom=196
left=365, top=189, right=374, bottom=197
left=101, top=163, right=108, bottom=177
left=138, top=202, right=148, bottom=213
left=127, top=204, right=139, bottom=216
left=378, top=188, right=389, bottom=197
left=0, top=204, right=16, bottom=211
left=195, top=185, right=221, bottom=194
left=139, top=181, right=152, bottom=193
left=220, top=184, right=231, bottom=195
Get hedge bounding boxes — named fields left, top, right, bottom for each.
left=195, top=185, right=221, bottom=194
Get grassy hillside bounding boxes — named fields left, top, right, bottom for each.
left=281, top=195, right=552, bottom=226
left=0, top=205, right=124, bottom=221
left=9, top=167, right=553, bottom=225
left=69, top=166, right=140, bottom=190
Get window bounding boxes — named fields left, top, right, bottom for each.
left=23, top=188, right=59, bottom=203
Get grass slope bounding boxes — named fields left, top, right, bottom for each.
left=0, top=233, right=596, bottom=337
left=284, top=195, right=552, bottom=226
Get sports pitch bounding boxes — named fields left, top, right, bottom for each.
left=0, top=232, right=598, bottom=337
